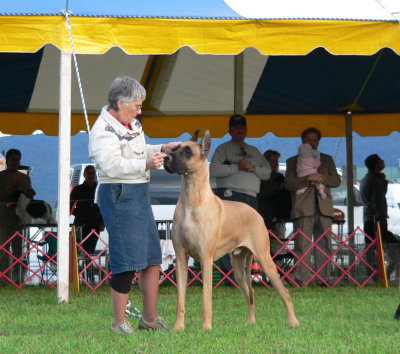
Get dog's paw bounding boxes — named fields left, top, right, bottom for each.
left=289, top=318, right=300, bottom=327
left=173, top=323, right=185, bottom=332
left=245, top=319, right=256, bottom=326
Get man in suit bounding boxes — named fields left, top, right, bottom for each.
left=285, top=127, right=341, bottom=286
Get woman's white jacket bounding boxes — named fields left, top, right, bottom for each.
left=89, top=106, right=162, bottom=184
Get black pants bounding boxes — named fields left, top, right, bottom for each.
left=214, top=189, right=257, bottom=285
left=364, top=219, right=400, bottom=277
left=80, top=225, right=100, bottom=254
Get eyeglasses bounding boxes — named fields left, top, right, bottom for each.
left=240, top=146, right=247, bottom=157
left=123, top=100, right=143, bottom=112
left=130, top=104, right=142, bottom=112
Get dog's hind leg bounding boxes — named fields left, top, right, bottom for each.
left=256, top=252, right=300, bottom=327
left=232, top=251, right=255, bottom=325
left=173, top=248, right=188, bottom=331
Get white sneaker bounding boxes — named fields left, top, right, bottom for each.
left=110, top=320, right=135, bottom=335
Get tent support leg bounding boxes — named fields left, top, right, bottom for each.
left=345, top=112, right=355, bottom=234
left=234, top=53, right=244, bottom=115
left=345, top=112, right=356, bottom=276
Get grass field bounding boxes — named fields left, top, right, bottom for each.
left=0, top=285, right=399, bottom=353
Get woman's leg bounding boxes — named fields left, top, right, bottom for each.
left=139, top=265, right=160, bottom=322
left=111, top=288, right=129, bottom=327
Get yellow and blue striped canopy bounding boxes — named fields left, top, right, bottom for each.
left=1, top=0, right=400, bottom=136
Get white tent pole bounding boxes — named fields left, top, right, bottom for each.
left=57, top=50, right=72, bottom=303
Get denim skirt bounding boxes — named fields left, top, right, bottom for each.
left=97, top=183, right=161, bottom=274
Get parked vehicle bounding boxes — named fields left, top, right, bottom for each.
left=328, top=182, right=400, bottom=238
left=387, top=182, right=400, bottom=210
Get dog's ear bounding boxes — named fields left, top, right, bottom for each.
left=200, top=130, right=211, bottom=159
left=190, top=129, right=205, bottom=142
left=190, top=129, right=200, bottom=142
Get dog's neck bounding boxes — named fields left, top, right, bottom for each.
left=180, top=160, right=213, bottom=207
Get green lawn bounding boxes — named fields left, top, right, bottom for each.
left=0, top=285, right=399, bottom=353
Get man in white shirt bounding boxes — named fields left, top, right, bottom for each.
left=210, top=114, right=270, bottom=284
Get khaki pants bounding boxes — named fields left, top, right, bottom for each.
left=293, top=211, right=333, bottom=285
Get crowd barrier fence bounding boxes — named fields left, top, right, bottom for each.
left=1, top=223, right=399, bottom=290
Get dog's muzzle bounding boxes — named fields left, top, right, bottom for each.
left=163, top=154, right=174, bottom=174
left=163, top=153, right=189, bottom=175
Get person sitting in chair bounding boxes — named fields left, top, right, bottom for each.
left=70, top=165, right=105, bottom=255
left=257, top=149, right=291, bottom=254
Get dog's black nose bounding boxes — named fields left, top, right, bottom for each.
left=164, top=154, right=171, bottom=166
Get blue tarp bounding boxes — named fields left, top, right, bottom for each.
left=0, top=0, right=242, bottom=18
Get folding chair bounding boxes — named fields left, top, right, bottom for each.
left=273, top=251, right=295, bottom=273
left=78, top=250, right=109, bottom=285
left=76, top=228, right=110, bottom=287
left=269, top=227, right=296, bottom=283
left=384, top=242, right=400, bottom=284
left=269, top=221, right=295, bottom=273
left=34, top=232, right=57, bottom=284
left=250, top=225, right=295, bottom=286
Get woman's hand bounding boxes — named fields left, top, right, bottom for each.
left=146, top=152, right=167, bottom=170
left=161, top=142, right=182, bottom=154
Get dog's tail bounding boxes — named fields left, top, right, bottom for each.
left=395, top=303, right=400, bottom=320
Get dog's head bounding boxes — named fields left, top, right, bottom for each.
left=164, top=129, right=211, bottom=175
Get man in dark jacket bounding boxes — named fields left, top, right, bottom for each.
left=70, top=165, right=104, bottom=254
left=360, top=154, right=399, bottom=279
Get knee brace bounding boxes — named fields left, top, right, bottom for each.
left=110, top=271, right=136, bottom=294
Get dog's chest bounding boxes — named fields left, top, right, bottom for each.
left=177, top=213, right=213, bottom=247
left=179, top=219, right=200, bottom=241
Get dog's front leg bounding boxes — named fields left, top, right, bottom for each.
left=201, top=258, right=213, bottom=331
left=173, top=248, right=188, bottom=331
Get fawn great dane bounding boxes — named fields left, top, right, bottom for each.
left=163, top=129, right=299, bottom=331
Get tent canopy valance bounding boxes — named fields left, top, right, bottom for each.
left=0, top=45, right=399, bottom=137
left=1, top=15, right=400, bottom=55
left=1, top=0, right=400, bottom=56
left=1, top=0, right=400, bottom=138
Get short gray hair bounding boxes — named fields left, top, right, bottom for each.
left=107, top=76, right=146, bottom=111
